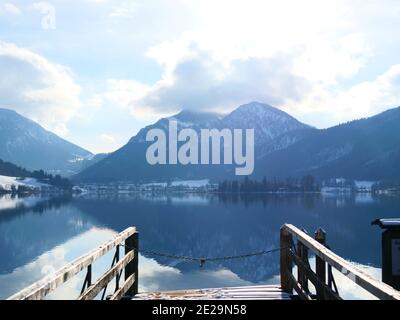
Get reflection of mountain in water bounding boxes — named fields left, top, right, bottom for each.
left=72, top=194, right=400, bottom=282
left=72, top=195, right=280, bottom=282
left=0, top=195, right=72, bottom=223
left=0, top=195, right=93, bottom=274
left=1, top=193, right=399, bottom=283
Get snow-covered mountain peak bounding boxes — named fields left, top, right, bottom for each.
left=222, top=102, right=312, bottom=145
left=225, top=101, right=300, bottom=123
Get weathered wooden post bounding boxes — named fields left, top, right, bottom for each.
left=297, top=229, right=309, bottom=292
left=372, top=219, right=400, bottom=290
left=315, top=228, right=326, bottom=299
left=280, top=225, right=293, bottom=294
left=125, top=231, right=139, bottom=296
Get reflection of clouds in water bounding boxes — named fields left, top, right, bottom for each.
left=1, top=224, right=256, bottom=299
left=293, top=257, right=381, bottom=300
left=39, top=247, right=68, bottom=276
left=139, top=256, right=252, bottom=293
left=0, top=195, right=20, bottom=210
left=331, top=262, right=380, bottom=300
left=0, top=245, right=69, bottom=299
left=0, top=195, right=45, bottom=211
left=0, top=228, right=117, bottom=299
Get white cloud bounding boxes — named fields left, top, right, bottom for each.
left=100, top=133, right=115, bottom=143
left=86, top=94, right=103, bottom=109
left=103, top=79, right=149, bottom=108
left=84, top=0, right=108, bottom=3
left=102, top=0, right=389, bottom=124
left=112, top=33, right=369, bottom=121
left=292, top=33, right=370, bottom=86
left=98, top=133, right=120, bottom=152
left=312, top=64, right=400, bottom=122
left=2, top=3, right=21, bottom=15
left=109, top=2, right=137, bottom=18
left=0, top=41, right=81, bottom=135
left=81, top=0, right=137, bottom=18
left=145, top=0, right=358, bottom=69
left=89, top=79, right=168, bottom=121
left=136, top=48, right=311, bottom=115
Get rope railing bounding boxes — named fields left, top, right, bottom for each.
left=120, top=244, right=285, bottom=267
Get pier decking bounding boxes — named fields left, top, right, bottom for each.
left=132, top=285, right=291, bottom=300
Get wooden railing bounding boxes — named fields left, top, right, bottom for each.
left=280, top=224, right=400, bottom=300
left=8, top=224, right=400, bottom=300
left=7, top=227, right=139, bottom=300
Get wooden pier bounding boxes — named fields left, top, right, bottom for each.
left=7, top=224, right=400, bottom=300
left=132, top=285, right=291, bottom=300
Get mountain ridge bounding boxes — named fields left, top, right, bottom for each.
left=74, top=102, right=315, bottom=182
left=0, top=108, right=93, bottom=176
left=254, top=106, right=400, bottom=180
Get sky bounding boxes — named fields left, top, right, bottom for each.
left=1, top=0, right=400, bottom=154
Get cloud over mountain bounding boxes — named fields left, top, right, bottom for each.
left=0, top=41, right=81, bottom=135
left=135, top=48, right=312, bottom=116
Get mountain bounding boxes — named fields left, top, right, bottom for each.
left=75, top=102, right=313, bottom=182
left=74, top=153, right=109, bottom=172
left=222, top=102, right=313, bottom=146
left=255, top=106, right=400, bottom=180
left=0, top=108, right=93, bottom=176
left=133, top=109, right=223, bottom=143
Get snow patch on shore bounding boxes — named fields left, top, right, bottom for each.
left=0, top=175, right=49, bottom=191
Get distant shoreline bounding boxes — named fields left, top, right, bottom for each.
left=73, top=189, right=387, bottom=196
left=0, top=189, right=73, bottom=196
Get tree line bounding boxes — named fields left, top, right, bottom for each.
left=218, top=175, right=320, bottom=193
left=30, top=169, right=72, bottom=189
left=0, top=159, right=72, bottom=189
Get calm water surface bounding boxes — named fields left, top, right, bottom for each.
left=0, top=192, right=399, bottom=299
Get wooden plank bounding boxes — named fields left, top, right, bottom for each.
left=139, top=296, right=291, bottom=300
left=7, top=227, right=137, bottom=300
left=216, top=285, right=283, bottom=290
left=132, top=285, right=291, bottom=300
left=314, top=228, right=327, bottom=299
left=283, top=224, right=400, bottom=300
left=288, top=271, right=312, bottom=300
left=290, top=250, right=341, bottom=300
left=109, top=273, right=136, bottom=300
left=222, top=290, right=287, bottom=295
left=297, top=239, right=309, bottom=293
left=280, top=226, right=293, bottom=294
left=78, top=251, right=135, bottom=300
left=125, top=232, right=138, bottom=296
left=224, top=294, right=291, bottom=298
left=220, top=288, right=284, bottom=292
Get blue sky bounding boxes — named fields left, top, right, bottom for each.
left=1, top=1, right=400, bottom=153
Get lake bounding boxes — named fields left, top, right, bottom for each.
left=0, top=192, right=399, bottom=300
